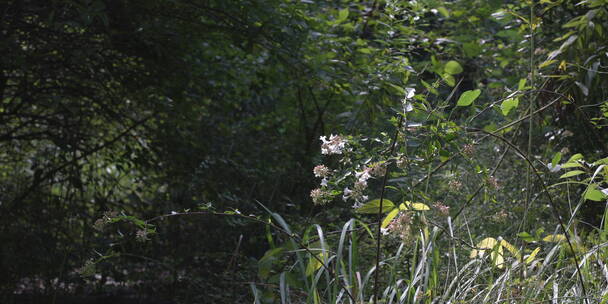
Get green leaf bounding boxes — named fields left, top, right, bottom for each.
left=518, top=78, right=527, bottom=90
left=444, top=60, right=463, bottom=75
left=567, top=153, right=584, bottom=163
left=356, top=199, right=395, bottom=214
left=500, top=97, right=519, bottom=115
left=381, top=208, right=400, bottom=228
left=443, top=73, right=456, bottom=87
left=337, top=8, right=349, bottom=23
left=584, top=184, right=607, bottom=201
left=551, top=152, right=562, bottom=167
left=305, top=252, right=327, bottom=276
left=437, top=6, right=450, bottom=18
left=456, top=89, right=481, bottom=106
left=559, top=170, right=585, bottom=178
left=561, top=162, right=584, bottom=168
left=517, top=232, right=535, bottom=242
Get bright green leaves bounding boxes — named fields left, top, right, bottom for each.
left=442, top=60, right=463, bottom=86
left=381, top=208, right=400, bottom=228
left=559, top=170, right=585, bottom=178
left=355, top=199, right=395, bottom=214
left=444, top=61, right=463, bottom=75
left=456, top=89, right=481, bottom=106
left=500, top=98, right=519, bottom=115
left=584, top=184, right=607, bottom=201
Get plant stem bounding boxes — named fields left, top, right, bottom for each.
left=372, top=115, right=404, bottom=304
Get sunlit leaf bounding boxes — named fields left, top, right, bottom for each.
left=500, top=98, right=519, bottom=115
left=444, top=60, right=463, bottom=75
left=559, top=170, right=585, bottom=178
left=584, top=184, right=607, bottom=201
left=381, top=208, right=400, bottom=228
left=525, top=247, right=541, bottom=264
left=356, top=199, right=395, bottom=214
left=456, top=89, right=481, bottom=106
left=542, top=234, right=566, bottom=242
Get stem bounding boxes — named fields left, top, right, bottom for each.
left=372, top=115, right=404, bottom=304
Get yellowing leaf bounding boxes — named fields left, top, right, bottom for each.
left=525, top=247, right=541, bottom=264
left=403, top=201, right=430, bottom=211
left=381, top=208, right=400, bottom=228
left=500, top=239, right=521, bottom=259
left=492, top=244, right=504, bottom=269
left=542, top=234, right=566, bottom=242
left=306, top=252, right=327, bottom=276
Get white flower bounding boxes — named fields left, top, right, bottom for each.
left=320, top=134, right=347, bottom=155
left=402, top=88, right=416, bottom=112
left=313, top=165, right=330, bottom=178
left=320, top=178, right=328, bottom=187
left=547, top=163, right=561, bottom=173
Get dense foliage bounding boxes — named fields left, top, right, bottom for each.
left=1, top=0, right=607, bottom=303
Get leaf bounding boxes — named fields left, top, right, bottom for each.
left=402, top=201, right=430, bottom=211
left=584, top=184, right=607, bottom=201
left=561, top=162, right=584, bottom=168
left=543, top=234, right=566, bottom=242
left=443, top=73, right=456, bottom=87
left=259, top=248, right=284, bottom=279
left=336, top=8, right=349, bottom=23
left=456, top=89, right=481, bottom=106
left=518, top=78, right=527, bottom=90
left=444, top=60, right=463, bottom=75
left=567, top=153, right=584, bottom=163
left=305, top=252, right=327, bottom=276
left=500, top=97, right=519, bottom=115
left=525, top=247, right=541, bottom=264
left=551, top=152, right=562, bottom=167
left=492, top=244, right=504, bottom=269
left=356, top=199, right=395, bottom=214
left=517, top=232, right=536, bottom=242
left=437, top=6, right=450, bottom=18
left=381, top=208, right=400, bottom=228
left=559, top=170, right=585, bottom=178
left=500, top=239, right=521, bottom=259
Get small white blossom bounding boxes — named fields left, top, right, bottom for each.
left=320, top=134, right=347, bottom=155
left=403, top=88, right=416, bottom=112
left=311, top=188, right=332, bottom=205
left=321, top=178, right=328, bottom=187
left=313, top=165, right=330, bottom=178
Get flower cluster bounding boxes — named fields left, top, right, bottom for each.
left=462, top=144, right=476, bottom=156
left=448, top=179, right=462, bottom=191
left=93, top=210, right=118, bottom=231
left=384, top=212, right=412, bottom=242
left=310, top=188, right=332, bottom=206
left=136, top=229, right=150, bottom=242
left=342, top=181, right=368, bottom=206
left=313, top=165, right=330, bottom=178
left=433, top=201, right=450, bottom=216
left=487, top=176, right=500, bottom=189
left=343, top=163, right=387, bottom=206
left=320, top=134, right=347, bottom=155
left=75, top=259, right=96, bottom=277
